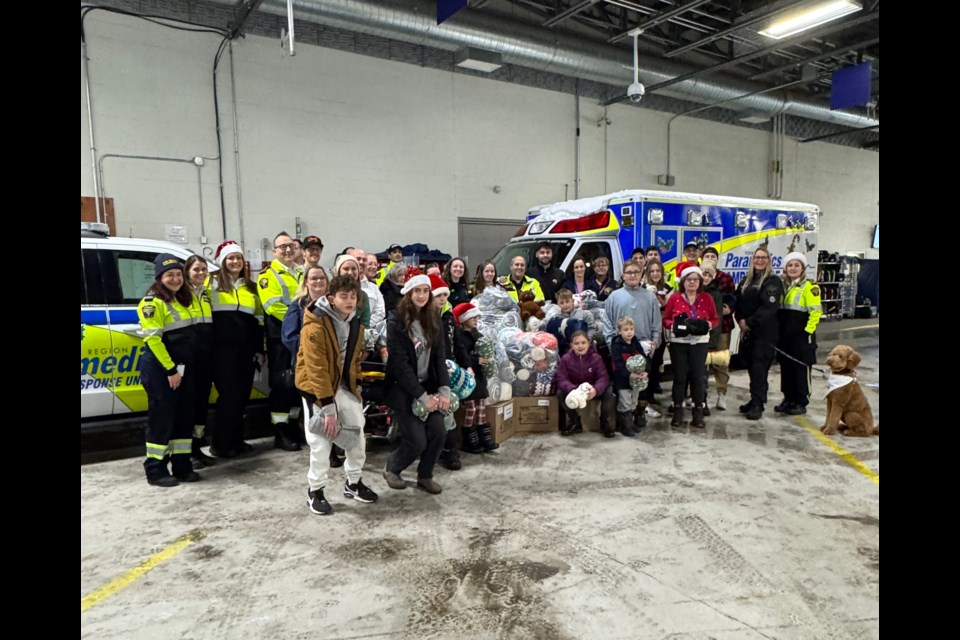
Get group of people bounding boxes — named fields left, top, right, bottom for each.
left=134, top=233, right=821, bottom=517
left=487, top=239, right=820, bottom=437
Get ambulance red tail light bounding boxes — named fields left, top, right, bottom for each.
left=550, top=211, right=610, bottom=234
left=512, top=224, right=529, bottom=238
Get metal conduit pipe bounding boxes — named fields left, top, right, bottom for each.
left=228, top=42, right=247, bottom=249
left=82, top=33, right=102, bottom=223
left=208, top=0, right=877, bottom=129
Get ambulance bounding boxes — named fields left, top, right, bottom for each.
left=80, top=224, right=267, bottom=422
left=492, top=189, right=819, bottom=284
left=489, top=189, right=819, bottom=351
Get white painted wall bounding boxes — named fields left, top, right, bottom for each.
left=81, top=11, right=879, bottom=265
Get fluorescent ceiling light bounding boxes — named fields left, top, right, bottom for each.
left=455, top=47, right=502, bottom=73
left=759, top=0, right=861, bottom=40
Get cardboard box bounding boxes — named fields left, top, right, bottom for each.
left=453, top=400, right=515, bottom=445
left=513, top=396, right=560, bottom=433
left=485, top=400, right=515, bottom=444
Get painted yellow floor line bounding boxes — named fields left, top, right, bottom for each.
left=81, top=530, right=206, bottom=613
left=795, top=416, right=879, bottom=486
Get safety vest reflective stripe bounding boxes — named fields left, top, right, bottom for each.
left=269, top=268, right=293, bottom=305
left=169, top=439, right=192, bottom=454
left=212, top=301, right=259, bottom=315
left=782, top=301, right=822, bottom=312
left=145, top=442, right=168, bottom=460
left=211, top=289, right=261, bottom=317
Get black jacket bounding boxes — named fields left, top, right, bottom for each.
left=441, top=309, right=471, bottom=369
left=447, top=280, right=470, bottom=308
left=380, top=279, right=402, bottom=313
left=588, top=275, right=618, bottom=301
left=457, top=327, right=489, bottom=400
left=384, top=312, right=450, bottom=412
left=528, top=262, right=566, bottom=302
left=735, top=273, right=783, bottom=342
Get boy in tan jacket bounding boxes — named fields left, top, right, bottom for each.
left=296, top=275, right=379, bottom=515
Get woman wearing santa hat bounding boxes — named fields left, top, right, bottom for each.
left=209, top=241, right=266, bottom=458
left=775, top=252, right=822, bottom=415
left=382, top=274, right=451, bottom=495
left=662, top=264, right=719, bottom=428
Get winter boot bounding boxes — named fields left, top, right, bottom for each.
left=600, top=415, right=616, bottom=438
left=633, top=404, right=648, bottom=433
left=670, top=405, right=685, bottom=427
left=560, top=412, right=582, bottom=436
left=477, top=423, right=499, bottom=451
left=617, top=411, right=637, bottom=437
left=274, top=423, right=301, bottom=451
left=691, top=406, right=705, bottom=428
left=460, top=425, right=485, bottom=454
left=191, top=438, right=216, bottom=469
left=439, top=430, right=463, bottom=469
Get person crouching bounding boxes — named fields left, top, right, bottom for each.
left=555, top=331, right=617, bottom=437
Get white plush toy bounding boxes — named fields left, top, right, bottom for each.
left=565, top=382, right=594, bottom=410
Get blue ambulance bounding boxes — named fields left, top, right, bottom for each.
left=491, top=189, right=819, bottom=287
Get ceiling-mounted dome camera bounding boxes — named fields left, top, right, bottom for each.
left=627, top=82, right=645, bottom=103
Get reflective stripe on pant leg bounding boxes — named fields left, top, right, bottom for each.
left=170, top=439, right=192, bottom=455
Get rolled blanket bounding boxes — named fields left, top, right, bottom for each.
left=626, top=354, right=649, bottom=391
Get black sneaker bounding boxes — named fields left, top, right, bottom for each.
left=308, top=489, right=333, bottom=515
left=344, top=479, right=379, bottom=504
left=773, top=401, right=791, bottom=413
left=784, top=404, right=807, bottom=415
left=745, top=405, right=763, bottom=421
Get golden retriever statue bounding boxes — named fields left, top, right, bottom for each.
left=821, top=345, right=879, bottom=437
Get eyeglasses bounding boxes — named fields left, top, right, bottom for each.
left=274, top=243, right=295, bottom=252
left=623, top=270, right=642, bottom=276
left=754, top=256, right=769, bottom=261
left=307, top=276, right=326, bottom=283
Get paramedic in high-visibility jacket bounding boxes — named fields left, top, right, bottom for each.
left=258, top=231, right=305, bottom=452
left=137, top=254, right=202, bottom=487
left=775, top=252, right=822, bottom=415
left=497, top=255, right=544, bottom=302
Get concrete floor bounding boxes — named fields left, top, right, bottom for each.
left=81, top=338, right=879, bottom=639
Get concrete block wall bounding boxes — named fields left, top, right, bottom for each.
left=80, top=9, right=879, bottom=265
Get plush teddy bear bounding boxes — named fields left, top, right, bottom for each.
left=518, top=289, right=545, bottom=329
left=565, top=382, right=594, bottom=410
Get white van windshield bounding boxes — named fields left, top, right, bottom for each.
left=489, top=239, right=574, bottom=277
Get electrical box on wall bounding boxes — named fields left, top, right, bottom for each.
left=657, top=174, right=675, bottom=186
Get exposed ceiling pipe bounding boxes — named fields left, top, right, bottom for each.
left=214, top=0, right=877, bottom=129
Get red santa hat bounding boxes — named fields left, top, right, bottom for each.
left=452, top=303, right=480, bottom=326
left=429, top=273, right=449, bottom=297
left=215, top=241, right=244, bottom=266
left=674, top=260, right=699, bottom=279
